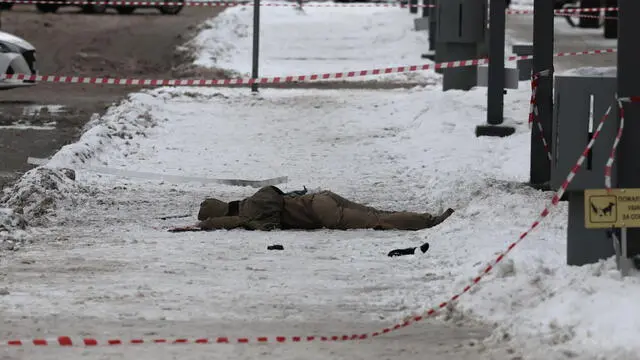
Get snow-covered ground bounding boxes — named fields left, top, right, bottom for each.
left=188, top=2, right=436, bottom=83
left=2, top=84, right=638, bottom=359
left=1, top=2, right=638, bottom=360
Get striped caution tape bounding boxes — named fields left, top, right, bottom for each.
left=0, top=0, right=436, bottom=7
left=1, top=48, right=617, bottom=86
left=505, top=6, right=618, bottom=15
left=528, top=69, right=553, bottom=162
left=603, top=96, right=640, bottom=190
left=0, top=1, right=620, bottom=10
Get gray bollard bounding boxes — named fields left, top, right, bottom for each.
left=435, top=0, right=486, bottom=90
left=423, top=0, right=437, bottom=60
left=616, top=0, right=640, bottom=268
left=529, top=0, right=555, bottom=188
left=512, top=43, right=534, bottom=81
left=550, top=73, right=619, bottom=266
left=417, top=0, right=432, bottom=60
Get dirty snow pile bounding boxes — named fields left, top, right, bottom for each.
left=0, top=208, right=27, bottom=250
left=189, top=2, right=436, bottom=83
left=0, top=95, right=164, bottom=228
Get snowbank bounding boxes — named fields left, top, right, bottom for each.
left=46, top=93, right=164, bottom=169
left=559, top=66, right=617, bottom=77
left=189, top=2, right=436, bottom=83
left=0, top=93, right=167, bottom=229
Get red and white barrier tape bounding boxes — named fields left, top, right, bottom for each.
left=527, top=73, right=538, bottom=128
left=0, top=0, right=436, bottom=7
left=0, top=1, right=620, bottom=11
left=603, top=99, right=623, bottom=190
left=0, top=48, right=616, bottom=86
left=528, top=70, right=552, bottom=162
left=562, top=13, right=618, bottom=20
left=603, top=96, right=640, bottom=190
left=506, top=6, right=618, bottom=16
left=1, top=73, right=616, bottom=349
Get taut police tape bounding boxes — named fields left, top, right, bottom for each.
left=528, top=70, right=553, bottom=162
left=506, top=6, right=618, bottom=15
left=603, top=96, right=640, bottom=191
left=0, top=0, right=436, bottom=7
left=0, top=0, right=620, bottom=10
left=1, top=85, right=617, bottom=348
left=1, top=48, right=617, bottom=86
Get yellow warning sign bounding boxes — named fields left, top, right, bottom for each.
left=585, top=188, right=640, bottom=229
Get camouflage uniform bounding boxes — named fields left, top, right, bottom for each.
left=196, top=186, right=454, bottom=231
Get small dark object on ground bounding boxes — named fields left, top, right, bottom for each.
left=388, top=242, right=430, bottom=257
left=158, top=214, right=191, bottom=220
left=388, top=247, right=416, bottom=257
left=167, top=226, right=203, bottom=232
left=475, top=125, right=516, bottom=138
left=268, top=244, right=284, bottom=250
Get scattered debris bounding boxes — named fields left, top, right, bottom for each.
left=158, top=213, right=191, bottom=220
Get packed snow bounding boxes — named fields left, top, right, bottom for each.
left=0, top=2, right=638, bottom=360
left=189, top=2, right=437, bottom=83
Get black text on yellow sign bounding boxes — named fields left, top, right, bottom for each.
left=584, top=188, right=640, bottom=229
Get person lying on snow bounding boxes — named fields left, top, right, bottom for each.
left=168, top=185, right=454, bottom=232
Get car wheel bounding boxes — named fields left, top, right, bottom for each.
left=36, top=3, right=60, bottom=12
left=561, top=3, right=579, bottom=27
left=158, top=0, right=183, bottom=15
left=82, top=1, right=107, bottom=13
left=116, top=5, right=135, bottom=14
left=0, top=2, right=13, bottom=10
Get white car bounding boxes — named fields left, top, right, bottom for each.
left=0, top=31, right=36, bottom=90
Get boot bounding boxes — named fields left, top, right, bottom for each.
left=431, top=208, right=455, bottom=227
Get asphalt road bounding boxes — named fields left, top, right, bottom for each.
left=0, top=5, right=226, bottom=189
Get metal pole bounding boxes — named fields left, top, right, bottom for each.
left=486, top=0, right=505, bottom=125
left=409, top=0, right=418, bottom=14
left=251, top=0, right=260, bottom=93
left=529, top=0, right=554, bottom=188
left=621, top=228, right=629, bottom=276
left=428, top=0, right=437, bottom=52
left=617, top=0, right=640, bottom=269
left=604, top=0, right=618, bottom=38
